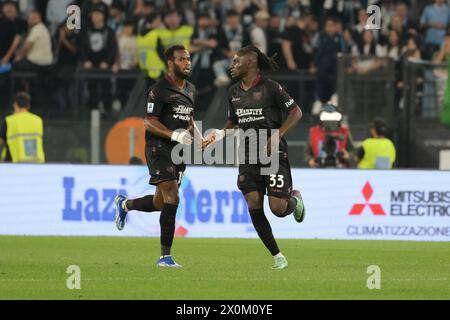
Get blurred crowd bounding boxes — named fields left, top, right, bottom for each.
left=1, top=0, right=450, bottom=118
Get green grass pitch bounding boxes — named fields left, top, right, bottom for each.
left=0, top=236, right=449, bottom=300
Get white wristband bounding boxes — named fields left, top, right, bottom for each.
left=171, top=131, right=191, bottom=145
left=215, top=129, right=226, bottom=141
left=171, top=131, right=179, bottom=142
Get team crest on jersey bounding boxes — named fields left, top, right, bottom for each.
left=148, top=90, right=155, bottom=100
left=253, top=91, right=262, bottom=100
left=147, top=102, right=154, bottom=113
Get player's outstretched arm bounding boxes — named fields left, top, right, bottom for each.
left=144, top=117, right=192, bottom=145
left=202, top=119, right=237, bottom=149
left=188, top=117, right=205, bottom=150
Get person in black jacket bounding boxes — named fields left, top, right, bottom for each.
left=311, top=17, right=344, bottom=105
left=80, top=6, right=119, bottom=113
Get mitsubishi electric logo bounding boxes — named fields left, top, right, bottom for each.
left=349, top=182, right=386, bottom=216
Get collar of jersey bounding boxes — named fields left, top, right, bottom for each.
left=239, top=74, right=262, bottom=91
left=165, top=74, right=186, bottom=91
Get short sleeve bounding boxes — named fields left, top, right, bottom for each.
left=270, top=80, right=299, bottom=113
left=26, top=26, right=40, bottom=45
left=145, top=87, right=164, bottom=118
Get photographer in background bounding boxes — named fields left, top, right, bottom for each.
left=305, top=104, right=354, bottom=168
left=356, top=118, right=396, bottom=169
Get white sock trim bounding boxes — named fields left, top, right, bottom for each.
left=121, top=200, right=128, bottom=212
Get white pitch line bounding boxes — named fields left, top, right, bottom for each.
left=0, top=278, right=448, bottom=282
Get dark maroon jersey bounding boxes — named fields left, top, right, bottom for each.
left=145, top=75, right=196, bottom=148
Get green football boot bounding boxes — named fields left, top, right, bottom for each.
left=292, top=190, right=306, bottom=223
left=272, top=255, right=288, bottom=269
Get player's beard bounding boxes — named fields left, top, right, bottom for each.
left=230, top=67, right=245, bottom=80
left=174, top=63, right=190, bottom=80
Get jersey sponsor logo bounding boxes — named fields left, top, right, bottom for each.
left=285, top=99, right=294, bottom=108
left=148, top=90, right=156, bottom=100
left=238, top=116, right=265, bottom=124
left=147, top=102, right=154, bottom=113
left=174, top=105, right=194, bottom=115
left=235, top=108, right=263, bottom=117
left=173, top=114, right=191, bottom=121
left=235, top=108, right=264, bottom=124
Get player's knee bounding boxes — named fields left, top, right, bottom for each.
left=247, top=202, right=261, bottom=211
left=244, top=193, right=263, bottom=210
left=269, top=199, right=288, bottom=217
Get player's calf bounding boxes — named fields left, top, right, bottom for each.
left=125, top=195, right=159, bottom=212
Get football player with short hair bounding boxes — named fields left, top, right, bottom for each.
left=115, top=45, right=197, bottom=268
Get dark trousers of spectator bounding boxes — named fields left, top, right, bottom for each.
left=424, top=44, right=441, bottom=61
left=14, top=59, right=41, bottom=72
left=13, top=59, right=53, bottom=116
left=0, top=73, right=11, bottom=115
left=87, top=78, right=112, bottom=112
left=55, top=65, right=77, bottom=115
left=316, top=69, right=336, bottom=104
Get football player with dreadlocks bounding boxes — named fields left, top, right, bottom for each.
left=203, top=46, right=306, bottom=269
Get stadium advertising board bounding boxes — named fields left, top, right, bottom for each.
left=0, top=164, right=449, bottom=241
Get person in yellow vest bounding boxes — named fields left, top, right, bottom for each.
left=137, top=10, right=193, bottom=87
left=158, top=9, right=193, bottom=52
left=136, top=12, right=165, bottom=85
left=0, top=92, right=45, bottom=163
left=357, top=118, right=396, bottom=169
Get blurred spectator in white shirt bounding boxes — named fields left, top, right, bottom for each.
left=250, top=10, right=270, bottom=54
left=14, top=10, right=53, bottom=68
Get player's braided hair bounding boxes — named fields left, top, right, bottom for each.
left=238, top=46, right=279, bottom=72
